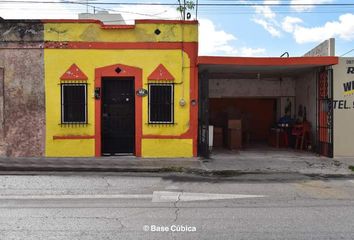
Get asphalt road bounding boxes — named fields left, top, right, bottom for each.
left=1, top=174, right=354, bottom=240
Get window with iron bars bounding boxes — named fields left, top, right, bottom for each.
left=61, top=83, right=87, bottom=124
left=148, top=83, right=174, bottom=124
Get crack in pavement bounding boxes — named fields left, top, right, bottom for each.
left=102, top=176, right=112, bottom=189
left=114, top=217, right=126, bottom=231
left=173, top=191, right=182, bottom=222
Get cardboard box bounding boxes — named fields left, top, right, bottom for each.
left=228, top=119, right=242, bottom=130
left=213, top=127, right=223, bottom=147
left=227, top=129, right=242, bottom=149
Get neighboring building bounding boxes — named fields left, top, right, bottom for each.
left=0, top=18, right=352, bottom=158
left=78, top=11, right=126, bottom=25
left=0, top=20, right=45, bottom=157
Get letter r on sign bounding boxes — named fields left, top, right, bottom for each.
left=347, top=67, right=354, bottom=74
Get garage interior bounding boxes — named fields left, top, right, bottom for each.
left=198, top=57, right=337, bottom=158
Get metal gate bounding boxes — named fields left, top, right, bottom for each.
left=101, top=77, right=135, bottom=155
left=317, top=68, right=334, bottom=158
left=198, top=72, right=210, bottom=158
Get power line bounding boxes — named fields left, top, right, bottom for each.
left=61, top=0, right=166, bottom=17
left=341, top=49, right=354, bottom=57
left=1, top=1, right=354, bottom=7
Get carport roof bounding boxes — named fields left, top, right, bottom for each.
left=198, top=56, right=339, bottom=76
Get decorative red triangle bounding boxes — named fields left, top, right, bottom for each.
left=148, top=64, right=174, bottom=81
left=60, top=64, right=88, bottom=80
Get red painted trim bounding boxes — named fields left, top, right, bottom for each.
left=198, top=56, right=339, bottom=66
left=44, top=42, right=197, bottom=50
left=60, top=64, right=88, bottom=80
left=60, top=79, right=87, bottom=82
left=53, top=135, right=95, bottom=140
left=148, top=64, right=175, bottom=81
left=95, top=64, right=143, bottom=157
left=42, top=19, right=197, bottom=26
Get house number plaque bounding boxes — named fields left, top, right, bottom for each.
left=136, top=88, right=148, bottom=97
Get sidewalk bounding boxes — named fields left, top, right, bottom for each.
left=0, top=148, right=354, bottom=178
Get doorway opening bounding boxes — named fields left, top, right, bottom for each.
left=101, top=77, right=135, bottom=156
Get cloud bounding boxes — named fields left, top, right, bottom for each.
left=111, top=4, right=180, bottom=23
left=0, top=0, right=77, bottom=19
left=290, top=0, right=333, bottom=12
left=254, top=5, right=276, bottom=19
left=115, top=5, right=264, bottom=56
left=253, top=18, right=281, bottom=37
left=198, top=18, right=238, bottom=55
left=253, top=0, right=280, bottom=19
left=251, top=0, right=281, bottom=38
left=113, top=5, right=239, bottom=55
left=240, top=47, right=266, bottom=57
left=282, top=16, right=303, bottom=33
left=286, top=13, right=354, bottom=43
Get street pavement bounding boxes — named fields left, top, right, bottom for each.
left=1, top=174, right=354, bottom=239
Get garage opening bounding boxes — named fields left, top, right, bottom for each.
left=198, top=57, right=337, bottom=159
left=210, top=97, right=277, bottom=148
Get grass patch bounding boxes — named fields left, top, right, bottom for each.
left=349, top=166, right=354, bottom=172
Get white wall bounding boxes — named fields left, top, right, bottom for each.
left=209, top=73, right=318, bottom=147
left=294, top=71, right=317, bottom=146
left=209, top=77, right=295, bottom=98
left=333, top=57, right=354, bottom=157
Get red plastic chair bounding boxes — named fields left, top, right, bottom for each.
left=294, top=121, right=311, bottom=150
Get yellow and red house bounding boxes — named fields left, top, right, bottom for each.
left=44, top=19, right=198, bottom=158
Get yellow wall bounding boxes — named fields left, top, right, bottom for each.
left=142, top=139, right=193, bottom=158
left=44, top=22, right=198, bottom=43
left=44, top=20, right=197, bottom=157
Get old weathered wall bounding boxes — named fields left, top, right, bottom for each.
left=209, top=77, right=296, bottom=98
left=294, top=70, right=318, bottom=147
left=0, top=21, right=45, bottom=157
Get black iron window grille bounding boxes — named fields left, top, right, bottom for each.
left=61, top=83, right=87, bottom=124
left=148, top=83, right=174, bottom=124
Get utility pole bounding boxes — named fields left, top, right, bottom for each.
left=177, top=0, right=195, bottom=20
left=183, top=0, right=186, bottom=20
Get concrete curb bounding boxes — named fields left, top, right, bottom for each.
left=1, top=165, right=354, bottom=180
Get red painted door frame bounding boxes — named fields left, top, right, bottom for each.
left=95, top=64, right=142, bottom=157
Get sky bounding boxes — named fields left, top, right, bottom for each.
left=0, top=0, right=354, bottom=57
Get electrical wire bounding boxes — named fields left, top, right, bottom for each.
left=340, top=49, right=354, bottom=57
left=1, top=1, right=354, bottom=7
left=60, top=0, right=168, bottom=17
